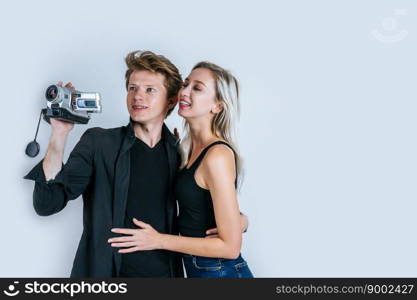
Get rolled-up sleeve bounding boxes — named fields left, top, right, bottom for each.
left=24, top=128, right=95, bottom=216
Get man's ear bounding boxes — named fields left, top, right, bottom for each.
left=168, top=96, right=178, bottom=110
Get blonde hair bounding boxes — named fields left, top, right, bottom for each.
left=125, top=50, right=182, bottom=117
left=179, top=61, right=243, bottom=188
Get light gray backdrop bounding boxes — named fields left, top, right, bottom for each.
left=0, top=0, right=416, bottom=277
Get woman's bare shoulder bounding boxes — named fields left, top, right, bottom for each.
left=201, top=142, right=236, bottom=174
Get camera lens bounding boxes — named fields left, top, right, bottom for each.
left=45, top=85, right=58, bottom=101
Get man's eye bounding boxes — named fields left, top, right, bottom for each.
left=129, top=86, right=136, bottom=91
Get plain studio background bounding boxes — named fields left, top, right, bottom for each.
left=0, top=0, right=415, bottom=277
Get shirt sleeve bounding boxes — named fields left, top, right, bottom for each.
left=23, top=128, right=95, bottom=216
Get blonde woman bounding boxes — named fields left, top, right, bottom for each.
left=115, top=62, right=253, bottom=278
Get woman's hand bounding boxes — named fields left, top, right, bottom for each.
left=108, top=218, right=162, bottom=253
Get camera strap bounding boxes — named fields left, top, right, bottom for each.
left=25, top=109, right=44, bottom=157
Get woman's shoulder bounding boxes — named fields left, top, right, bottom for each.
left=202, top=141, right=236, bottom=170
left=206, top=140, right=234, bottom=156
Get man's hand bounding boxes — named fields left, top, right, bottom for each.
left=205, top=212, right=248, bottom=238
left=108, top=218, right=162, bottom=253
left=42, top=81, right=76, bottom=181
left=50, top=81, right=75, bottom=135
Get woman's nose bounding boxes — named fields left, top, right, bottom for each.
left=180, top=87, right=190, bottom=97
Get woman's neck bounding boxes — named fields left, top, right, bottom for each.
left=188, top=118, right=219, bottom=150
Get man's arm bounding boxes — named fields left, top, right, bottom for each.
left=24, top=82, right=94, bottom=216
left=43, top=123, right=72, bottom=180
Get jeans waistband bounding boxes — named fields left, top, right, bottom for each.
left=182, top=253, right=243, bottom=262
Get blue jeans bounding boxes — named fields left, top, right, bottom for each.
left=182, top=253, right=254, bottom=278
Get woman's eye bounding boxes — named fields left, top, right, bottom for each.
left=128, top=86, right=136, bottom=92
left=182, top=82, right=188, bottom=87
left=146, top=87, right=156, bottom=93
left=193, top=86, right=202, bottom=91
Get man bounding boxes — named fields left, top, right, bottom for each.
left=24, top=50, right=248, bottom=278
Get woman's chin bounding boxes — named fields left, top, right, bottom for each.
left=178, top=109, right=190, bottom=118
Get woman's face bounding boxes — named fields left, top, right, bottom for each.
left=178, top=68, right=222, bottom=119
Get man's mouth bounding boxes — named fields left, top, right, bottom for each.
left=132, top=104, right=148, bottom=110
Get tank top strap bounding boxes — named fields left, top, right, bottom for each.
left=189, top=141, right=233, bottom=170
left=189, top=141, right=238, bottom=187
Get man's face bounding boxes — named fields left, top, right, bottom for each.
left=126, top=70, right=171, bottom=125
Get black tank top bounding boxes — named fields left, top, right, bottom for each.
left=175, top=141, right=236, bottom=238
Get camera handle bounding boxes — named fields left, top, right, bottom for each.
left=25, top=109, right=44, bottom=157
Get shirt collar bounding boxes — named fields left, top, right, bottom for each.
left=126, top=118, right=179, bottom=147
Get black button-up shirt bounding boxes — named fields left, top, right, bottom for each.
left=24, top=120, right=183, bottom=278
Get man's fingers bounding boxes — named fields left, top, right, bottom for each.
left=206, top=228, right=218, bottom=235
left=205, top=234, right=219, bottom=239
left=110, top=242, right=137, bottom=248
left=205, top=228, right=219, bottom=238
left=56, top=81, right=75, bottom=90
left=118, top=246, right=141, bottom=254
left=65, top=82, right=75, bottom=90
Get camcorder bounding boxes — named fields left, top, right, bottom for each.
left=43, top=84, right=102, bottom=124
left=25, top=84, right=103, bottom=158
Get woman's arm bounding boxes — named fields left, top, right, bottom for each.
left=109, top=145, right=242, bottom=259
left=205, top=211, right=248, bottom=237
left=161, top=144, right=242, bottom=258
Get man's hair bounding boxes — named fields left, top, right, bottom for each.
left=125, top=50, right=182, bottom=117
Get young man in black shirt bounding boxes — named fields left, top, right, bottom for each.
left=24, top=50, right=248, bottom=277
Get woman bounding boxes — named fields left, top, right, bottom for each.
left=114, top=62, right=253, bottom=278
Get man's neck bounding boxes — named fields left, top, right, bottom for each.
left=132, top=120, right=164, bottom=148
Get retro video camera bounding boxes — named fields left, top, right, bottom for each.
left=24, top=85, right=102, bottom=158
left=43, top=84, right=102, bottom=124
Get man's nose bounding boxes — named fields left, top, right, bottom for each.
left=133, top=88, right=145, bottom=100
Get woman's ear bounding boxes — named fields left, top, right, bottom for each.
left=211, top=102, right=223, bottom=114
